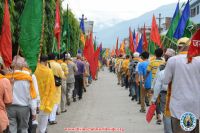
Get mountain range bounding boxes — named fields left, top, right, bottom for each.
left=96, top=3, right=178, bottom=48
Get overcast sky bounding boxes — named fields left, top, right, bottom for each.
left=62, top=0, right=187, bottom=31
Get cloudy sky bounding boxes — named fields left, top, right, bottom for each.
left=62, top=0, right=187, bottom=31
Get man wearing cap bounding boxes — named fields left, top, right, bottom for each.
left=0, top=57, right=12, bottom=133
left=164, top=37, right=200, bottom=133
left=64, top=53, right=77, bottom=105
left=128, top=52, right=143, bottom=101
left=151, top=48, right=175, bottom=133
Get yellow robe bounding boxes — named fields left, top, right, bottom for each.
left=57, top=60, right=68, bottom=79
left=122, top=59, right=130, bottom=75
left=48, top=60, right=64, bottom=104
left=35, top=63, right=57, bottom=113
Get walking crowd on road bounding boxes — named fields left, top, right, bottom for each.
left=109, top=37, right=200, bottom=133
left=0, top=52, right=101, bottom=133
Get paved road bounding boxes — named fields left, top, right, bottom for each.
left=48, top=69, right=163, bottom=133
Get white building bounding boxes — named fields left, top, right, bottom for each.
left=84, top=21, right=94, bottom=36
left=190, top=0, right=200, bottom=24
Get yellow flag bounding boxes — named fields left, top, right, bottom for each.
left=80, top=33, right=85, bottom=46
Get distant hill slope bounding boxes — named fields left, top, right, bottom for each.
left=96, top=3, right=177, bottom=48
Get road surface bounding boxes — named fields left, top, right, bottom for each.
left=48, top=69, right=163, bottom=133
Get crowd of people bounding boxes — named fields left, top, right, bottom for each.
left=0, top=53, right=99, bottom=133
left=109, top=37, right=200, bottom=133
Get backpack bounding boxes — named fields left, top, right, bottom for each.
left=48, top=62, right=62, bottom=87
left=129, top=60, right=139, bottom=82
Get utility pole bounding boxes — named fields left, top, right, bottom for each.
left=156, top=13, right=164, bottom=33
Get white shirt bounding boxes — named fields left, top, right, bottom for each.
left=12, top=70, right=38, bottom=114
left=152, top=70, right=168, bottom=102
left=164, top=54, right=200, bottom=119
left=31, top=74, right=40, bottom=115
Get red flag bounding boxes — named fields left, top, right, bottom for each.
left=83, top=33, right=94, bottom=62
left=146, top=104, right=156, bottom=123
left=143, top=24, right=148, bottom=51
left=91, top=46, right=100, bottom=79
left=150, top=15, right=162, bottom=47
left=54, top=0, right=61, bottom=50
left=129, top=27, right=135, bottom=53
left=187, top=29, right=200, bottom=63
left=115, top=38, right=119, bottom=56
left=0, top=0, right=12, bottom=67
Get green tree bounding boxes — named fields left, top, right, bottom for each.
left=62, top=9, right=81, bottom=56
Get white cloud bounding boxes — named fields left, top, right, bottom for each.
left=62, top=0, right=187, bottom=31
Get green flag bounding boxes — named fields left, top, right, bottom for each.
left=61, top=16, right=67, bottom=53
left=94, top=39, right=97, bottom=51
left=126, top=47, right=130, bottom=55
left=166, top=4, right=180, bottom=39
left=183, top=20, right=194, bottom=38
left=148, top=41, right=159, bottom=55
left=19, top=0, right=42, bottom=72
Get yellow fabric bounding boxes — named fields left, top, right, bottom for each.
left=57, top=60, right=68, bottom=79
left=80, top=33, right=85, bottom=46
left=133, top=57, right=143, bottom=62
left=35, top=63, right=57, bottom=113
left=164, top=82, right=172, bottom=117
left=179, top=51, right=188, bottom=55
left=122, top=59, right=130, bottom=74
left=5, top=72, right=37, bottom=99
left=48, top=60, right=64, bottom=104
left=0, top=74, right=5, bottom=79
left=147, top=59, right=165, bottom=79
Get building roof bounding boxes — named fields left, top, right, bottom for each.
left=191, top=0, right=200, bottom=8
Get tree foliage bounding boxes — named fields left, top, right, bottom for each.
left=62, top=9, right=81, bottom=57
left=0, top=0, right=81, bottom=57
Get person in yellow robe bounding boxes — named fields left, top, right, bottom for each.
left=121, top=55, right=130, bottom=89
left=34, top=55, right=57, bottom=132
left=57, top=55, right=69, bottom=113
left=47, top=53, right=64, bottom=125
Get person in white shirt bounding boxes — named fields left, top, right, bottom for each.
left=164, top=38, right=200, bottom=133
left=7, top=56, right=38, bottom=133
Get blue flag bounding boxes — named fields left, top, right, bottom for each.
left=172, top=2, right=179, bottom=21
left=80, top=18, right=85, bottom=33
left=137, top=35, right=143, bottom=54
left=132, top=29, right=137, bottom=49
left=173, top=0, right=190, bottom=39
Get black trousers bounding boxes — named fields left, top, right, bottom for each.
left=73, top=74, right=83, bottom=99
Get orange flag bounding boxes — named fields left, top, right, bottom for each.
left=120, top=41, right=125, bottom=55
left=80, top=33, right=85, bottom=46
left=150, top=15, right=162, bottom=47
left=0, top=0, right=12, bottom=67
left=115, top=37, right=119, bottom=56
left=129, top=27, right=135, bottom=53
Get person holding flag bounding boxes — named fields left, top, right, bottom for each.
left=164, top=37, right=200, bottom=133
